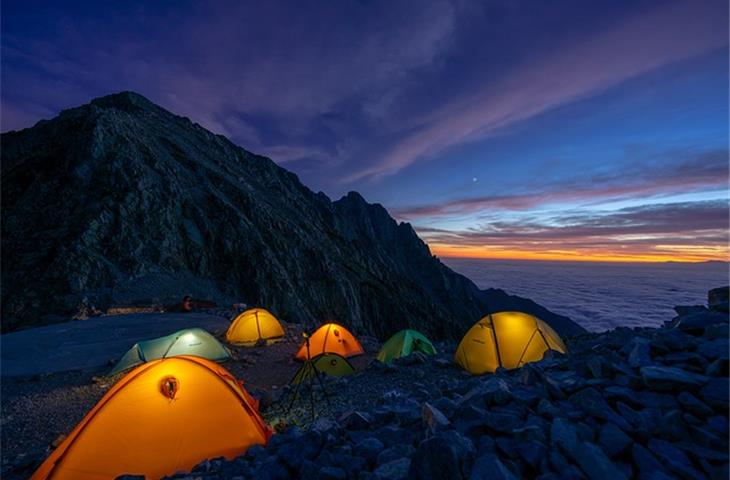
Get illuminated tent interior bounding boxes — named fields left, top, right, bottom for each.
left=32, top=356, right=271, bottom=480
left=291, top=352, right=355, bottom=384
left=226, top=308, right=285, bottom=346
left=376, top=329, right=437, bottom=364
left=108, top=327, right=230, bottom=376
left=295, top=323, right=364, bottom=360
left=455, top=311, right=567, bottom=375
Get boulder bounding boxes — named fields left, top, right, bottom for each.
left=572, top=442, right=628, bottom=480
left=696, top=338, right=729, bottom=361
left=569, top=387, right=631, bottom=431
left=677, top=391, right=714, bottom=418
left=513, top=440, right=547, bottom=469
left=422, top=402, right=450, bottom=434
left=550, top=418, right=580, bottom=453
left=481, top=377, right=513, bottom=406
left=340, top=411, right=373, bottom=431
left=640, top=366, right=709, bottom=391
left=628, top=340, right=653, bottom=368
left=698, top=377, right=729, bottom=409
left=631, top=443, right=667, bottom=477
left=598, top=423, right=632, bottom=457
left=409, top=431, right=475, bottom=480
left=355, top=437, right=385, bottom=465
left=373, top=458, right=410, bottom=480
left=673, top=305, right=709, bottom=316
left=586, top=356, right=606, bottom=378
left=648, top=439, right=705, bottom=480
left=318, top=466, right=347, bottom=480
left=673, top=311, right=728, bottom=334
left=703, top=323, right=729, bottom=340
left=377, top=444, right=416, bottom=466
left=708, top=286, right=729, bottom=310
left=469, top=452, right=517, bottom=480
left=484, top=412, right=522, bottom=433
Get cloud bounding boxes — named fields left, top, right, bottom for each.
left=345, top=0, right=728, bottom=182
left=417, top=200, right=729, bottom=261
left=393, top=148, right=729, bottom=220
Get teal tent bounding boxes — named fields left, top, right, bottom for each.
left=108, top=328, right=230, bottom=376
left=376, top=329, right=437, bottom=364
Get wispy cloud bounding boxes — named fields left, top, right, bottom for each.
left=345, top=0, right=728, bottom=182
left=419, top=200, right=729, bottom=262
left=394, top=148, right=729, bottom=220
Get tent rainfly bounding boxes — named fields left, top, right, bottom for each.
left=32, top=356, right=271, bottom=480
left=291, top=353, right=355, bottom=384
left=295, top=323, right=364, bottom=360
left=455, top=311, right=567, bottom=375
left=376, top=329, right=437, bottom=364
left=108, top=328, right=230, bottom=376
left=226, top=308, right=285, bottom=346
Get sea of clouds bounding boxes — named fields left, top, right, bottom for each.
left=444, top=258, right=729, bottom=332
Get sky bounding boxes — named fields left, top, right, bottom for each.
left=2, top=0, right=728, bottom=262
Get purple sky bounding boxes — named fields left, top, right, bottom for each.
left=2, top=0, right=728, bottom=261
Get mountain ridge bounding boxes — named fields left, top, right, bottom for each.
left=1, top=91, right=585, bottom=337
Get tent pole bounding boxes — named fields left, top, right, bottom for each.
left=488, top=313, right=504, bottom=369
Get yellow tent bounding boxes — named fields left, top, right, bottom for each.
left=291, top=353, right=355, bottom=384
left=226, top=308, right=285, bottom=346
left=455, top=311, right=567, bottom=375
left=31, top=356, right=271, bottom=480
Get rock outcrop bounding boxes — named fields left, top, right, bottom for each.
left=1, top=91, right=583, bottom=337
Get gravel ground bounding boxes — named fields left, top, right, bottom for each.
left=0, top=321, right=385, bottom=478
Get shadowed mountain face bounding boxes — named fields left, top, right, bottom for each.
left=1, top=92, right=584, bottom=337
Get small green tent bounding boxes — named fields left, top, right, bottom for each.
left=291, top=353, right=355, bottom=384
left=108, top=328, right=230, bottom=376
left=376, top=329, right=437, bottom=364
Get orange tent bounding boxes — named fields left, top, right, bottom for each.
left=32, top=356, right=271, bottom=480
left=295, top=323, right=364, bottom=360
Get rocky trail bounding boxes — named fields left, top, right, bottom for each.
left=2, top=290, right=728, bottom=480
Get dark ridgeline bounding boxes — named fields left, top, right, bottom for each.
left=0, top=92, right=584, bottom=337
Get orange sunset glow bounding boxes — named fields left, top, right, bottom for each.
left=428, top=243, right=730, bottom=263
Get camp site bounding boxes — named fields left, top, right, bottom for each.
left=2, top=1, right=729, bottom=477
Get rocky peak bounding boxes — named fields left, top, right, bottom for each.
left=1, top=92, right=584, bottom=337
left=88, top=91, right=158, bottom=112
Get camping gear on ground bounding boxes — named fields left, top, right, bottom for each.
left=32, top=356, right=271, bottom=480
left=165, top=296, right=217, bottom=313
left=106, top=305, right=163, bottom=315
left=294, top=323, right=363, bottom=360
left=287, top=333, right=332, bottom=420
left=292, top=352, right=355, bottom=384
left=455, top=311, right=567, bottom=375
left=226, top=308, right=285, bottom=346
left=108, top=327, right=230, bottom=376
left=376, top=329, right=437, bottom=364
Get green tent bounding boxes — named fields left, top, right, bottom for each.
left=108, top=328, right=230, bottom=376
left=376, top=329, right=437, bottom=364
left=291, top=353, right=355, bottom=384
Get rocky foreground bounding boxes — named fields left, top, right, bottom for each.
left=149, top=293, right=730, bottom=480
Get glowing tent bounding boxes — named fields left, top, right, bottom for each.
left=292, top=353, right=355, bottom=384
left=32, top=356, right=271, bottom=480
left=108, top=328, right=230, bottom=376
left=455, top=311, right=567, bottom=375
left=295, top=323, right=364, bottom=360
left=226, top=308, right=285, bottom=346
left=376, top=329, right=437, bottom=364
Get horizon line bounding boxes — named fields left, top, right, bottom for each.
left=430, top=247, right=730, bottom=264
